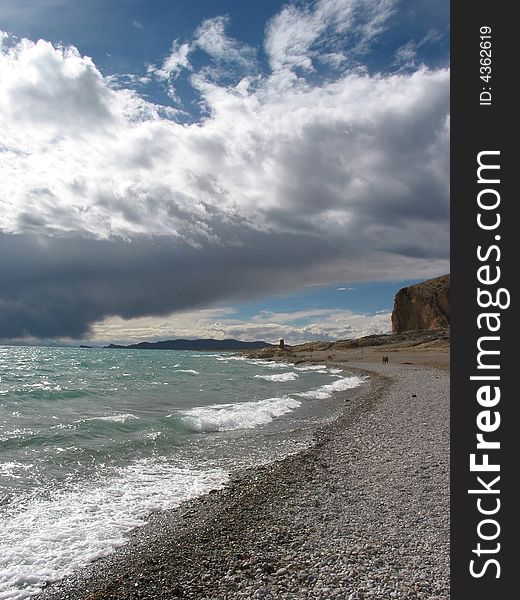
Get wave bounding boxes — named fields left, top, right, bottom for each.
left=0, top=461, right=227, bottom=599
left=250, top=360, right=294, bottom=369
left=86, top=413, right=139, bottom=424
left=216, top=356, right=294, bottom=369
left=181, top=396, right=301, bottom=432
left=294, top=364, right=328, bottom=371
left=0, top=461, right=33, bottom=479
left=254, top=372, right=299, bottom=382
left=3, top=414, right=144, bottom=450
left=174, top=369, right=200, bottom=375
left=5, top=385, right=92, bottom=401
left=297, top=375, right=366, bottom=400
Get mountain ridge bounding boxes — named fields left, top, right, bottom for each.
left=105, top=338, right=274, bottom=351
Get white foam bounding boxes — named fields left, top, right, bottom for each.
left=0, top=461, right=227, bottom=599
left=254, top=372, right=299, bottom=382
left=251, top=359, right=294, bottom=369
left=294, top=364, right=328, bottom=371
left=216, top=355, right=246, bottom=362
left=174, top=369, right=199, bottom=375
left=0, top=461, right=33, bottom=479
left=0, top=428, right=33, bottom=442
left=17, top=382, right=63, bottom=392
left=328, top=368, right=343, bottom=374
left=181, top=396, right=301, bottom=432
left=298, top=375, right=366, bottom=400
left=216, top=356, right=294, bottom=370
left=88, top=413, right=139, bottom=424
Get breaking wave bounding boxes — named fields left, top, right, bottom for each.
left=181, top=396, right=301, bottom=432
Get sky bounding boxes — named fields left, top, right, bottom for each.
left=0, top=0, right=449, bottom=345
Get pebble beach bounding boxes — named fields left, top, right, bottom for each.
left=39, top=353, right=450, bottom=600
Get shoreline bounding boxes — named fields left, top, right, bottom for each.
left=39, top=357, right=449, bottom=599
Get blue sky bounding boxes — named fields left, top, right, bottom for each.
left=1, top=0, right=449, bottom=124
left=0, top=1, right=449, bottom=344
left=231, top=280, right=421, bottom=318
left=1, top=1, right=449, bottom=76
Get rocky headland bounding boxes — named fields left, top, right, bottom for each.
left=391, top=275, right=450, bottom=334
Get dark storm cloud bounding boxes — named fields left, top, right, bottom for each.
left=0, top=230, right=342, bottom=339
left=0, top=222, right=449, bottom=340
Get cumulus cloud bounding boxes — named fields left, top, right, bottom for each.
left=0, top=34, right=449, bottom=242
left=0, top=0, right=449, bottom=340
left=0, top=36, right=115, bottom=137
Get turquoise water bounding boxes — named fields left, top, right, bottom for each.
left=0, top=346, right=364, bottom=599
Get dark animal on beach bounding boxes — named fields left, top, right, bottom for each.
left=382, top=356, right=389, bottom=364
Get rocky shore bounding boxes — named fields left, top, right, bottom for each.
left=40, top=358, right=449, bottom=600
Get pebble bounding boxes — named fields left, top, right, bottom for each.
left=40, top=363, right=449, bottom=600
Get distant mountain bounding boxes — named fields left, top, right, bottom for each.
left=105, top=338, right=274, bottom=351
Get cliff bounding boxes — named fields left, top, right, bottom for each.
left=391, top=274, right=450, bottom=334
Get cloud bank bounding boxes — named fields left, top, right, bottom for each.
left=0, top=0, right=449, bottom=340
left=87, top=307, right=392, bottom=347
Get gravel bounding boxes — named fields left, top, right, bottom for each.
left=39, top=362, right=449, bottom=599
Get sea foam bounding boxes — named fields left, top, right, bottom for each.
left=254, top=372, right=299, bottom=382
left=87, top=413, right=139, bottom=424
left=0, top=461, right=227, bottom=600
left=174, top=369, right=200, bottom=375
left=217, top=356, right=294, bottom=369
left=297, top=375, right=366, bottom=400
left=181, top=396, right=301, bottom=432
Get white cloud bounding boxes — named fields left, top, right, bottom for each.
left=194, top=15, right=255, bottom=67
left=149, top=15, right=256, bottom=89
left=264, top=0, right=396, bottom=73
left=0, top=29, right=449, bottom=261
left=0, top=37, right=115, bottom=139
left=393, top=30, right=444, bottom=69
left=84, top=307, right=391, bottom=346
left=152, top=40, right=192, bottom=81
